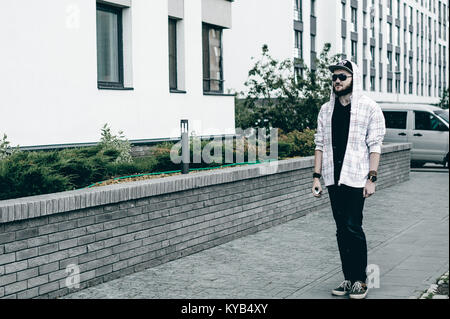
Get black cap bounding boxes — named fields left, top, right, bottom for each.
left=328, top=60, right=353, bottom=74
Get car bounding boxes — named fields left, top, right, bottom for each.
left=379, top=103, right=449, bottom=168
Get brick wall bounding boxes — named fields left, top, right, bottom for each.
left=0, top=143, right=411, bottom=299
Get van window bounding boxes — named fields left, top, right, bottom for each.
left=383, top=111, right=407, bottom=129
left=415, top=111, right=447, bottom=131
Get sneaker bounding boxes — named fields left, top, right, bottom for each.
left=349, top=281, right=368, bottom=299
left=331, top=280, right=352, bottom=296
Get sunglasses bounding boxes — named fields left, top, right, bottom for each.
left=332, top=74, right=352, bottom=81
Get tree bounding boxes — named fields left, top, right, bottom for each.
left=235, top=43, right=341, bottom=133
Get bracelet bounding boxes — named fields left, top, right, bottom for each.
left=313, top=172, right=322, bottom=179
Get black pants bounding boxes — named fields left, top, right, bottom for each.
left=327, top=184, right=367, bottom=283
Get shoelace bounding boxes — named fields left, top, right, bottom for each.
left=339, top=280, right=352, bottom=290
left=352, top=281, right=364, bottom=293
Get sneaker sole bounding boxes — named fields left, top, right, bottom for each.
left=331, top=290, right=349, bottom=296
left=349, top=291, right=368, bottom=299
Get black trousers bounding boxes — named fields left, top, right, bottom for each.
left=327, top=184, right=367, bottom=283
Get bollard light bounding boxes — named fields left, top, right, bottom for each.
left=181, top=119, right=189, bottom=174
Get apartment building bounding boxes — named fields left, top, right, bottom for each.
left=1, top=0, right=235, bottom=148
left=224, top=0, right=449, bottom=105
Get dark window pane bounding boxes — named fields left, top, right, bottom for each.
left=97, top=8, right=120, bottom=84
left=383, top=111, right=407, bottom=129
left=415, top=111, right=432, bottom=130
left=169, top=19, right=177, bottom=90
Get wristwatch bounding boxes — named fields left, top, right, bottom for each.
left=367, top=170, right=377, bottom=183
left=313, top=172, right=322, bottom=179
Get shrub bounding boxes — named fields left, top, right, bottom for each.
left=99, top=124, right=133, bottom=164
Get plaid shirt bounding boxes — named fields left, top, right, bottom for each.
left=314, top=61, right=386, bottom=188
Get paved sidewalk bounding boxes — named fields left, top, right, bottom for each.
left=63, top=171, right=449, bottom=299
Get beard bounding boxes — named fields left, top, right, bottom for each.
left=333, top=83, right=353, bottom=97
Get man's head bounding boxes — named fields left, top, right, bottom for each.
left=329, top=60, right=354, bottom=97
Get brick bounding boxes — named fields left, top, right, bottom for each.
left=59, top=257, right=79, bottom=269
left=38, top=243, right=59, bottom=255
left=1, top=273, right=17, bottom=286
left=95, top=265, right=112, bottom=277
left=5, top=281, right=27, bottom=295
left=16, top=247, right=39, bottom=261
left=78, top=251, right=97, bottom=264
left=0, top=252, right=15, bottom=265
left=49, top=269, right=66, bottom=282
left=28, top=255, right=50, bottom=268
left=5, top=260, right=28, bottom=274
left=27, top=236, right=49, bottom=248
left=17, top=268, right=39, bottom=281
left=0, top=232, right=15, bottom=245
left=59, top=238, right=78, bottom=250
left=77, top=216, right=95, bottom=227
left=86, top=224, right=103, bottom=233
left=27, top=274, right=49, bottom=288
left=17, top=287, right=39, bottom=299
left=58, top=220, right=78, bottom=232
left=4, top=240, right=28, bottom=253
left=95, top=230, right=113, bottom=241
left=15, top=228, right=39, bottom=241
left=38, top=282, right=59, bottom=295
left=87, top=242, right=104, bottom=252
left=78, top=234, right=96, bottom=246
left=39, top=262, right=59, bottom=275
left=47, top=251, right=69, bottom=264
left=38, top=224, right=59, bottom=235
left=67, top=246, right=87, bottom=258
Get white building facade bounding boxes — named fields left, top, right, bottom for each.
left=224, top=0, right=449, bottom=105
left=1, top=0, right=236, bottom=148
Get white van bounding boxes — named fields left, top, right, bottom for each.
left=379, top=103, right=449, bottom=168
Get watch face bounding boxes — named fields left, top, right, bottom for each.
left=370, top=176, right=377, bottom=182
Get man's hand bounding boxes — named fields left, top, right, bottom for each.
left=312, top=178, right=323, bottom=198
left=363, top=180, right=376, bottom=198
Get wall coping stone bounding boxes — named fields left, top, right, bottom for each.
left=0, top=143, right=411, bottom=224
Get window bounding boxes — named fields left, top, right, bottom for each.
left=415, top=111, right=448, bottom=130
left=169, top=18, right=178, bottom=90
left=351, top=8, right=358, bottom=32
left=389, top=0, right=393, bottom=15
left=96, top=3, right=123, bottom=88
left=202, top=24, right=223, bottom=93
left=387, top=78, right=393, bottom=92
left=396, top=26, right=400, bottom=45
left=295, top=0, right=303, bottom=21
left=295, top=30, right=303, bottom=59
left=395, top=53, right=400, bottom=71
left=370, top=75, right=376, bottom=91
left=370, top=46, right=375, bottom=67
left=395, top=79, right=400, bottom=93
left=388, top=22, right=393, bottom=43
left=342, top=2, right=346, bottom=19
left=383, top=111, right=407, bottom=129
left=363, top=75, right=367, bottom=90
left=311, top=0, right=316, bottom=16
left=342, top=37, right=346, bottom=54
left=351, top=40, right=358, bottom=62
left=397, top=0, right=400, bottom=18
left=388, top=51, right=393, bottom=71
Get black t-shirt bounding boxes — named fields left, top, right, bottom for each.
left=331, top=98, right=351, bottom=185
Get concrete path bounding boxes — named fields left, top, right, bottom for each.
left=63, top=171, right=449, bottom=299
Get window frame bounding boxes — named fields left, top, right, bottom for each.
left=202, top=23, right=224, bottom=94
left=96, top=3, right=124, bottom=89
left=168, top=17, right=178, bottom=91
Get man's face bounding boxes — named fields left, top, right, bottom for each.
left=332, top=69, right=353, bottom=93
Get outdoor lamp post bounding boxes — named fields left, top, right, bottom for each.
left=181, top=119, right=189, bottom=174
